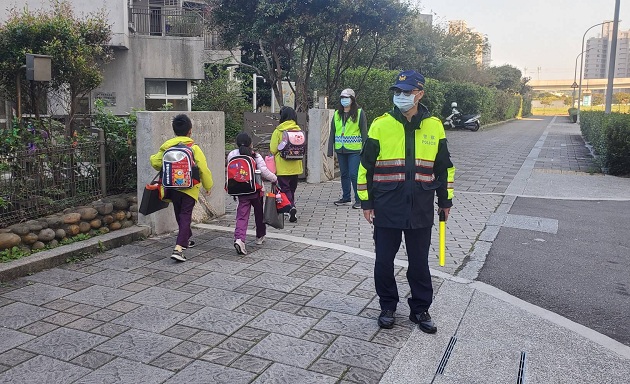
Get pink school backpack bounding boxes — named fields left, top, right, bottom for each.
left=278, top=130, right=306, bottom=160
left=264, top=155, right=276, bottom=174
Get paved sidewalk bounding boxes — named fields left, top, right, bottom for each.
left=0, top=116, right=629, bottom=383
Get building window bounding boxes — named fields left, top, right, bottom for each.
left=145, top=79, right=190, bottom=111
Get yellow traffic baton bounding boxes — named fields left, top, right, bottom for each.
left=439, top=210, right=446, bottom=267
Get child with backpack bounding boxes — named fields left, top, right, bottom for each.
left=150, top=114, right=213, bottom=262
left=227, top=132, right=277, bottom=255
left=270, top=106, right=304, bottom=223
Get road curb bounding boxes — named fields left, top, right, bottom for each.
left=0, top=226, right=151, bottom=283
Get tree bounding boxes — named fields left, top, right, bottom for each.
left=0, top=1, right=111, bottom=134
left=192, top=65, right=251, bottom=142
left=209, top=0, right=411, bottom=112
left=487, top=65, right=523, bottom=93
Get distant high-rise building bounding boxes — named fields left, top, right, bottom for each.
left=584, top=21, right=630, bottom=79
left=447, top=20, right=491, bottom=68
left=418, top=13, right=433, bottom=26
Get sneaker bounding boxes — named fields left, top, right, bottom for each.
left=378, top=309, right=396, bottom=329
left=234, top=239, right=247, bottom=255
left=170, top=249, right=186, bottom=262
left=334, top=198, right=351, bottom=206
left=182, top=240, right=196, bottom=250
left=255, top=236, right=265, bottom=245
left=409, top=311, right=437, bottom=334
left=289, top=207, right=297, bottom=223
left=352, top=201, right=361, bottom=209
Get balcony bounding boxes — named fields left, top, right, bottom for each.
left=129, top=7, right=204, bottom=37
left=128, top=6, right=226, bottom=51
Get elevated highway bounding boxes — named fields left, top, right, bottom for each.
left=529, top=78, right=630, bottom=91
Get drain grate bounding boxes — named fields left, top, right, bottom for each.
left=436, top=336, right=458, bottom=375
left=517, top=351, right=527, bottom=384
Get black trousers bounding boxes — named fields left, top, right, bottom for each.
left=374, top=226, right=433, bottom=314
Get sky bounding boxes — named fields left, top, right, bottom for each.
left=416, top=0, right=626, bottom=80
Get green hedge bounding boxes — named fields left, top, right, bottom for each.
left=580, top=111, right=630, bottom=175
left=340, top=67, right=530, bottom=125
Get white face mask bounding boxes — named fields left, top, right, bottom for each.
left=393, top=93, right=417, bottom=112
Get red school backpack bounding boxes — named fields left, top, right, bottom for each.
left=226, top=155, right=262, bottom=196
left=278, top=130, right=306, bottom=159
left=161, top=143, right=200, bottom=189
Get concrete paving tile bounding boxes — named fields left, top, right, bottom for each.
left=229, top=354, right=272, bottom=374
left=196, top=258, right=250, bottom=274
left=217, top=337, right=256, bottom=354
left=302, top=275, right=359, bottom=295
left=191, top=272, right=250, bottom=290
left=313, top=312, right=379, bottom=341
left=89, top=323, right=129, bottom=338
left=344, top=366, right=383, bottom=383
left=252, top=362, right=337, bottom=384
left=23, top=269, right=88, bottom=286
left=186, top=287, right=251, bottom=310
left=164, top=360, right=255, bottom=384
left=21, top=327, right=108, bottom=361
left=0, top=355, right=90, bottom=384
left=180, top=307, right=253, bottom=335
left=18, top=321, right=59, bottom=337
left=64, top=286, right=134, bottom=308
left=112, top=305, right=188, bottom=333
left=1, top=283, right=74, bottom=306
left=95, top=256, right=150, bottom=273
left=73, top=357, right=173, bottom=384
left=70, top=350, right=115, bottom=370
left=248, top=309, right=318, bottom=338
left=323, top=336, right=398, bottom=372
left=150, top=352, right=193, bottom=371
left=198, top=348, right=240, bottom=365
left=0, top=328, right=34, bottom=354
left=125, top=286, right=193, bottom=309
left=95, top=329, right=181, bottom=363
left=169, top=340, right=210, bottom=359
left=307, top=290, right=369, bottom=315
left=160, top=324, right=199, bottom=340
left=187, top=330, right=227, bottom=347
left=248, top=273, right=305, bottom=293
left=248, top=333, right=327, bottom=368
left=0, top=302, right=56, bottom=329
left=66, top=317, right=104, bottom=331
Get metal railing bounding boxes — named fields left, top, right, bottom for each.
left=129, top=7, right=204, bottom=37
left=0, top=139, right=104, bottom=227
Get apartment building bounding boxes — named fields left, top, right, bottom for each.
left=584, top=21, right=630, bottom=79
left=0, top=0, right=237, bottom=118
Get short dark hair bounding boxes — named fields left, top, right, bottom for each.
left=279, top=106, right=297, bottom=124
left=236, top=131, right=254, bottom=158
left=172, top=114, right=192, bottom=136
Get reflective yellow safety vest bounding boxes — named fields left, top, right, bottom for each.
left=333, top=109, right=363, bottom=151
left=357, top=110, right=455, bottom=228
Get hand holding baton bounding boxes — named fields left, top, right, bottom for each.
left=439, top=210, right=446, bottom=267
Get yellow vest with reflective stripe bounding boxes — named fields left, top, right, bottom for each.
left=333, top=109, right=363, bottom=151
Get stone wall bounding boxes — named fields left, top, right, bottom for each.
left=0, top=194, right=137, bottom=252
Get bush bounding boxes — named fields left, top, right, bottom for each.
left=605, top=114, right=630, bottom=175
left=580, top=111, right=630, bottom=175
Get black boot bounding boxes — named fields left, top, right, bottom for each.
left=409, top=311, right=437, bottom=334
left=378, top=309, right=396, bottom=329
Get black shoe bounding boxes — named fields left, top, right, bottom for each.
left=334, top=198, right=351, bottom=206
left=377, top=309, right=396, bottom=329
left=289, top=207, right=297, bottom=222
left=182, top=240, right=195, bottom=250
left=409, top=311, right=437, bottom=334
left=352, top=201, right=361, bottom=209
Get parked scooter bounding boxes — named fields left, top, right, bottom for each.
left=443, top=102, right=481, bottom=131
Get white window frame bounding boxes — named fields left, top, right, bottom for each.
left=144, top=79, right=191, bottom=111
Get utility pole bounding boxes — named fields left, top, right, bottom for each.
left=605, top=0, right=621, bottom=113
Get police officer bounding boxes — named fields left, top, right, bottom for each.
left=357, top=70, right=455, bottom=333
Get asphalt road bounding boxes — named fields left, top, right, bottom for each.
left=477, top=197, right=630, bottom=346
